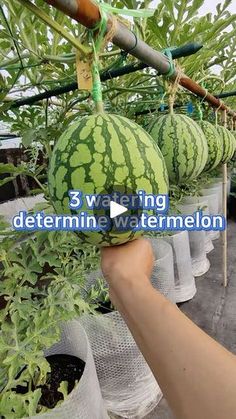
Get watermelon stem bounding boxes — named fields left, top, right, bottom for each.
left=169, top=96, right=174, bottom=114
left=95, top=100, right=104, bottom=113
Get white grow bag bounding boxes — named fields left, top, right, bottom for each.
left=181, top=196, right=214, bottom=254
left=200, top=187, right=221, bottom=240
left=81, top=259, right=167, bottom=418
left=176, top=202, right=210, bottom=277
left=148, top=238, right=176, bottom=303
left=81, top=311, right=162, bottom=418
left=32, top=321, right=108, bottom=419
left=163, top=231, right=196, bottom=302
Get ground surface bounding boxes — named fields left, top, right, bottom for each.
left=140, top=220, right=236, bottom=418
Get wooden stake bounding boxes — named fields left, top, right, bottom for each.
left=222, top=109, right=228, bottom=287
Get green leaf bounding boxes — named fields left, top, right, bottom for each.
left=58, top=380, right=68, bottom=400
left=21, top=128, right=36, bottom=147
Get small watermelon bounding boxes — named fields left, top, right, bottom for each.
left=217, top=126, right=235, bottom=163
left=149, top=114, right=208, bottom=184
left=198, top=120, right=223, bottom=172
left=230, top=131, right=236, bottom=161
left=48, top=114, right=169, bottom=246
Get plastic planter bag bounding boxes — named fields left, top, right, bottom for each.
left=176, top=203, right=210, bottom=277
left=200, top=187, right=221, bottom=240
left=162, top=231, right=197, bottom=302
left=206, top=180, right=223, bottom=214
left=148, top=238, right=176, bottom=303
left=81, top=264, right=165, bottom=418
left=33, top=321, right=108, bottom=419
left=81, top=311, right=162, bottom=418
left=181, top=196, right=214, bottom=253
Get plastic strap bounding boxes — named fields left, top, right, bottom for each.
left=163, top=48, right=175, bottom=77
left=97, top=1, right=155, bottom=18
left=89, top=9, right=108, bottom=105
left=197, top=104, right=203, bottom=121
left=215, top=100, right=223, bottom=127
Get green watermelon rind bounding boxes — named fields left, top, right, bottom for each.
left=217, top=126, right=235, bottom=163
left=149, top=114, right=208, bottom=184
left=198, top=120, right=223, bottom=172
left=48, top=113, right=169, bottom=247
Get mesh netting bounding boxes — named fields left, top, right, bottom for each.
left=181, top=196, right=214, bottom=254
left=177, top=203, right=210, bottom=277
left=0, top=195, right=45, bottom=224
left=208, top=179, right=223, bottom=214
left=148, top=238, right=176, bottom=303
left=81, top=247, right=174, bottom=419
left=80, top=311, right=162, bottom=418
left=32, top=321, right=109, bottom=419
left=163, top=231, right=196, bottom=302
left=200, top=188, right=221, bottom=240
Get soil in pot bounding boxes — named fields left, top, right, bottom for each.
left=15, top=354, right=85, bottom=410
left=96, top=300, right=113, bottom=314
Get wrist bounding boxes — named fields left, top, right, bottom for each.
left=108, top=273, right=153, bottom=311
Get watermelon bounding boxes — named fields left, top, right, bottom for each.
left=217, top=126, right=235, bottom=163
left=231, top=131, right=236, bottom=151
left=48, top=114, right=169, bottom=246
left=231, top=131, right=236, bottom=161
left=198, top=120, right=223, bottom=172
left=149, top=114, right=208, bottom=184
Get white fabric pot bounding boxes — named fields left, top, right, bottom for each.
left=33, top=321, right=108, bottom=419
left=81, top=311, right=162, bottom=418
left=148, top=238, right=176, bottom=303
left=162, top=231, right=196, bottom=302
left=200, top=187, right=221, bottom=240
left=176, top=203, right=210, bottom=277
left=0, top=195, right=45, bottom=225
left=208, top=179, right=223, bottom=214
left=181, top=196, right=214, bottom=254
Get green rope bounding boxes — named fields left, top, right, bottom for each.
left=162, top=48, right=176, bottom=78
left=97, top=1, right=155, bottom=18
left=89, top=9, right=108, bottom=111
left=196, top=104, right=203, bottom=121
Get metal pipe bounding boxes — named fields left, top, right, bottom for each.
left=44, top=0, right=236, bottom=119
left=215, top=90, right=236, bottom=99
left=11, top=43, right=202, bottom=108
left=179, top=75, right=235, bottom=117
left=45, top=0, right=171, bottom=75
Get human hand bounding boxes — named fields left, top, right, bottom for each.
left=101, top=238, right=154, bottom=294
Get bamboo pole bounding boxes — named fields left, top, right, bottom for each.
left=222, top=109, right=228, bottom=287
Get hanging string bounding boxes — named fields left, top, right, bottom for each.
left=196, top=88, right=208, bottom=121
left=168, top=66, right=182, bottom=114
left=201, top=89, right=208, bottom=104
left=215, top=100, right=223, bottom=127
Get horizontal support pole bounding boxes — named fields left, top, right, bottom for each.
left=10, top=43, right=202, bottom=108
left=215, top=90, right=236, bottom=99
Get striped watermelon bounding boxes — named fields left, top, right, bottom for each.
left=48, top=114, right=169, bottom=246
left=149, top=114, right=208, bottom=184
left=231, top=131, right=236, bottom=161
left=217, top=126, right=235, bottom=163
left=198, top=120, right=223, bottom=172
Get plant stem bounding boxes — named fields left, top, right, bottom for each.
left=95, top=101, right=104, bottom=113
left=15, top=0, right=91, bottom=55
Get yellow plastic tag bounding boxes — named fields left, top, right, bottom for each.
left=76, top=51, right=92, bottom=91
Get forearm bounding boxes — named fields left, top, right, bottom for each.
left=109, top=276, right=236, bottom=419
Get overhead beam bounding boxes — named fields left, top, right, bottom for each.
left=11, top=43, right=202, bottom=108
left=43, top=0, right=236, bottom=119
left=45, top=0, right=172, bottom=75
